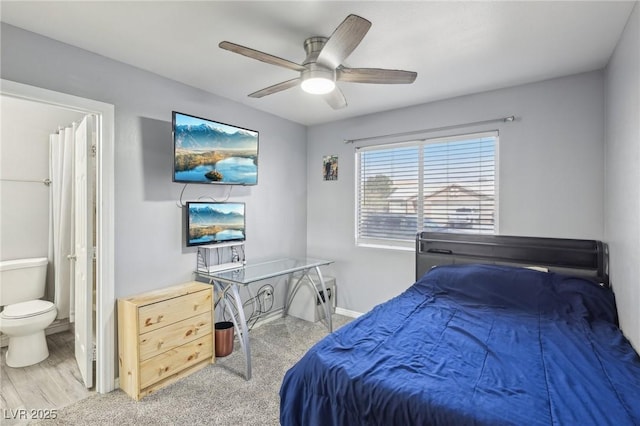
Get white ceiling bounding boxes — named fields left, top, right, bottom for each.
left=1, top=1, right=635, bottom=126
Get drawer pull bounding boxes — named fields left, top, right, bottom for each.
left=157, top=340, right=164, bottom=349
left=185, top=329, right=193, bottom=337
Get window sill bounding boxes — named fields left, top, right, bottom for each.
left=356, top=242, right=414, bottom=252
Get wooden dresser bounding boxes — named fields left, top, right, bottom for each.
left=117, top=281, right=214, bottom=400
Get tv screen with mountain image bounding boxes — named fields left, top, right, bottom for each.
left=173, top=111, right=258, bottom=185
left=186, top=202, right=246, bottom=246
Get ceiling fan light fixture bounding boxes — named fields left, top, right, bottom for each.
left=301, top=66, right=335, bottom=94
left=301, top=77, right=335, bottom=94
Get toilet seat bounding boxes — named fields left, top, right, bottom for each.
left=1, top=300, right=56, bottom=319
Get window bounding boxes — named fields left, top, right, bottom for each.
left=356, top=131, right=497, bottom=248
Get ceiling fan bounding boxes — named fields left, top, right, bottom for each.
left=219, top=14, right=417, bottom=109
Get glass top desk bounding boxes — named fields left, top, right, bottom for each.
left=196, top=257, right=334, bottom=380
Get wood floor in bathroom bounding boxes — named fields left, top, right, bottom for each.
left=0, top=330, right=93, bottom=425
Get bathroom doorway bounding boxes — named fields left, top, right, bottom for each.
left=0, top=79, right=115, bottom=393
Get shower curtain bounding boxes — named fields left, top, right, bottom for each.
left=49, top=123, right=76, bottom=320
left=48, top=113, right=98, bottom=322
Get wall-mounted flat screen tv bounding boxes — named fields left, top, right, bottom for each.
left=173, top=111, right=258, bottom=185
left=186, top=201, right=246, bottom=246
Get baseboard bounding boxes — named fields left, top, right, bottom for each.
left=0, top=318, right=71, bottom=347
left=335, top=307, right=364, bottom=318
left=47, top=318, right=72, bottom=335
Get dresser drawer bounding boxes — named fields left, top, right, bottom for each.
left=138, top=311, right=212, bottom=361
left=139, top=334, right=213, bottom=389
left=138, top=289, right=212, bottom=333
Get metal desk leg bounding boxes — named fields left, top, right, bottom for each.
left=283, top=273, right=292, bottom=315
left=313, top=266, right=332, bottom=332
left=286, top=267, right=333, bottom=333
left=211, top=280, right=252, bottom=380
left=284, top=272, right=306, bottom=315
left=229, top=283, right=252, bottom=380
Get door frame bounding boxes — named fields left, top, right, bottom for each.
left=1, top=79, right=116, bottom=393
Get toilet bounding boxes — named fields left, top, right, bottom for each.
left=0, top=258, right=57, bottom=368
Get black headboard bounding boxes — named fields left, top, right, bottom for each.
left=416, top=232, right=608, bottom=287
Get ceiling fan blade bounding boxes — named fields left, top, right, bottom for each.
left=316, top=14, right=372, bottom=69
left=219, top=41, right=305, bottom=72
left=322, top=86, right=347, bottom=110
left=249, top=78, right=300, bottom=98
left=337, top=68, right=417, bottom=84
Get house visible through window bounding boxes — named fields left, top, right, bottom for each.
left=356, top=131, right=497, bottom=248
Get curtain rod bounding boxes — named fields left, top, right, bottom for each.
left=344, top=115, right=515, bottom=144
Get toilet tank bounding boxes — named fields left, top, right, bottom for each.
left=0, top=257, right=49, bottom=306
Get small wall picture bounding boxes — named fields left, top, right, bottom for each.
left=323, top=155, right=338, bottom=181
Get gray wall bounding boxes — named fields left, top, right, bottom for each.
left=604, top=3, right=639, bottom=350
left=1, top=23, right=308, bottom=298
left=307, top=71, right=605, bottom=314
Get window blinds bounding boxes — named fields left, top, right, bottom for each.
left=356, top=132, right=497, bottom=245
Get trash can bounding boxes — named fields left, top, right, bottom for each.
left=215, top=321, right=234, bottom=357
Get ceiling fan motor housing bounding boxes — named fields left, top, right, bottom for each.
left=303, top=36, right=328, bottom=64
left=301, top=63, right=336, bottom=94
left=302, top=63, right=335, bottom=82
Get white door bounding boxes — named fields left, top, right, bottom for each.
left=74, top=115, right=95, bottom=388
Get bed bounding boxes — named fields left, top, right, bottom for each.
left=280, top=233, right=640, bottom=425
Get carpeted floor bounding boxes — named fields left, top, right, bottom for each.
left=33, top=314, right=352, bottom=425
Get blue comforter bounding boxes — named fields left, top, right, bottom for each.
left=280, top=264, right=640, bottom=425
